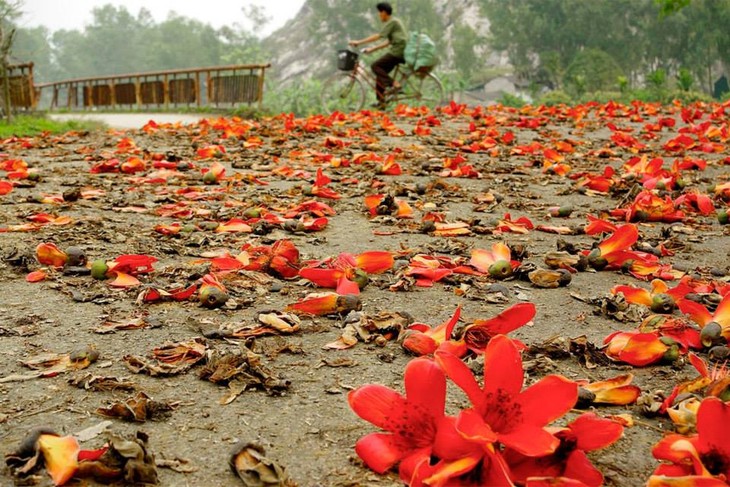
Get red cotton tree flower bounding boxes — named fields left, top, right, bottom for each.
left=504, top=413, right=624, bottom=486
left=649, top=397, right=730, bottom=486
left=348, top=358, right=447, bottom=482
left=299, top=251, right=393, bottom=295
left=423, top=335, right=578, bottom=485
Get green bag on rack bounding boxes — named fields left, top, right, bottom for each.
left=404, top=32, right=438, bottom=71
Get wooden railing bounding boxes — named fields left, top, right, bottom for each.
left=34, top=64, right=271, bottom=111
left=1, top=63, right=36, bottom=110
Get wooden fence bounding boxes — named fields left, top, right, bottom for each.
left=1, top=63, right=36, bottom=110
left=33, top=64, right=271, bottom=111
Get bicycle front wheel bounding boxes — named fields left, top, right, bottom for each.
left=320, top=72, right=365, bottom=115
left=411, top=72, right=444, bottom=110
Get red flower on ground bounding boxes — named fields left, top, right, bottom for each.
left=402, top=307, right=466, bottom=357
left=299, top=251, right=393, bottom=295
left=241, top=239, right=300, bottom=279
left=603, top=330, right=671, bottom=367
left=348, top=358, right=446, bottom=481
left=583, top=224, right=639, bottom=270
left=308, top=168, right=341, bottom=199
left=577, top=374, right=642, bottom=406
left=462, top=303, right=536, bottom=354
left=649, top=397, right=730, bottom=486
left=678, top=292, right=730, bottom=347
left=612, top=279, right=692, bottom=312
left=469, top=242, right=518, bottom=279
left=435, top=335, right=578, bottom=459
left=505, top=413, right=624, bottom=487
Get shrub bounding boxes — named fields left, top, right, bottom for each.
left=676, top=68, right=694, bottom=92
left=578, top=91, right=624, bottom=104
left=538, top=90, right=573, bottom=107
left=497, top=92, right=528, bottom=108
left=667, top=90, right=713, bottom=104
left=646, top=69, right=668, bottom=91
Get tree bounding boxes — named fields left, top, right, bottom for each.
left=0, top=0, right=21, bottom=122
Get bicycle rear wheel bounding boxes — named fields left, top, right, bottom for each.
left=320, top=72, right=365, bottom=115
left=410, top=72, right=444, bottom=110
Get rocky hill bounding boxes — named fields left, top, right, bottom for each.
left=262, top=0, right=510, bottom=90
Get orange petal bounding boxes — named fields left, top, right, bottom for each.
left=598, top=224, right=639, bottom=256
left=215, top=219, right=252, bottom=233
left=469, top=248, right=494, bottom=272
left=592, top=385, right=641, bottom=405
left=299, top=268, right=344, bottom=289
left=611, top=285, right=653, bottom=306
left=395, top=200, right=414, bottom=218
left=402, top=331, right=438, bottom=356
left=36, top=243, right=68, bottom=268
left=335, top=277, right=361, bottom=296
left=355, top=251, right=393, bottom=274
left=433, top=222, right=471, bottom=236
left=364, top=194, right=384, bottom=212
left=615, top=333, right=669, bottom=366
left=286, top=293, right=338, bottom=315
left=108, top=271, right=141, bottom=288
left=0, top=180, right=13, bottom=194
left=678, top=299, right=714, bottom=327
left=491, top=242, right=511, bottom=262
left=37, top=434, right=80, bottom=486
left=582, top=373, right=635, bottom=393
left=26, top=270, right=47, bottom=282
left=714, top=293, right=730, bottom=328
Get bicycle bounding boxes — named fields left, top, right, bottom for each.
left=320, top=48, right=445, bottom=115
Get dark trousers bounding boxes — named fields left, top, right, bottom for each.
left=372, top=53, right=404, bottom=102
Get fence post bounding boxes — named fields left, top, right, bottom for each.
left=135, top=76, right=141, bottom=109
left=258, top=66, right=266, bottom=110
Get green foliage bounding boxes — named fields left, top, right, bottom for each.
left=563, top=49, right=624, bottom=96
left=0, top=114, right=103, bottom=137
left=452, top=25, right=479, bottom=83
left=655, top=0, right=692, bottom=16
left=617, top=76, right=630, bottom=93
left=480, top=0, right=729, bottom=98
left=497, top=92, right=528, bottom=108
left=263, top=78, right=323, bottom=117
left=667, top=90, right=713, bottom=104
left=647, top=69, right=668, bottom=90
left=578, top=91, right=624, bottom=104
left=676, top=68, right=694, bottom=91
left=538, top=90, right=572, bottom=106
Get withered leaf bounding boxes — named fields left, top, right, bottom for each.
left=123, top=338, right=207, bottom=376
left=199, top=348, right=290, bottom=403
left=569, top=335, right=612, bottom=369
left=94, top=317, right=148, bottom=334
left=97, top=392, right=176, bottom=422
left=1, top=347, right=100, bottom=382
left=229, top=442, right=294, bottom=487
left=216, top=312, right=301, bottom=339
left=69, top=373, right=137, bottom=392
left=324, top=311, right=411, bottom=350
left=156, top=456, right=198, bottom=473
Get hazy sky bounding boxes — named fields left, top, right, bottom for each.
left=19, top=0, right=306, bottom=36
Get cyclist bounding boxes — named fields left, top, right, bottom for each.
left=348, top=2, right=407, bottom=108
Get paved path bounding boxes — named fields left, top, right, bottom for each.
left=49, top=113, right=209, bottom=130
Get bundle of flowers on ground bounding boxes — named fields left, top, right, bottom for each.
left=348, top=334, right=624, bottom=486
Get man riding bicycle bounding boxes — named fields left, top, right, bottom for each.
left=348, top=2, right=407, bottom=109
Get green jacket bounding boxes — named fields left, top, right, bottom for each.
left=380, top=17, right=407, bottom=58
